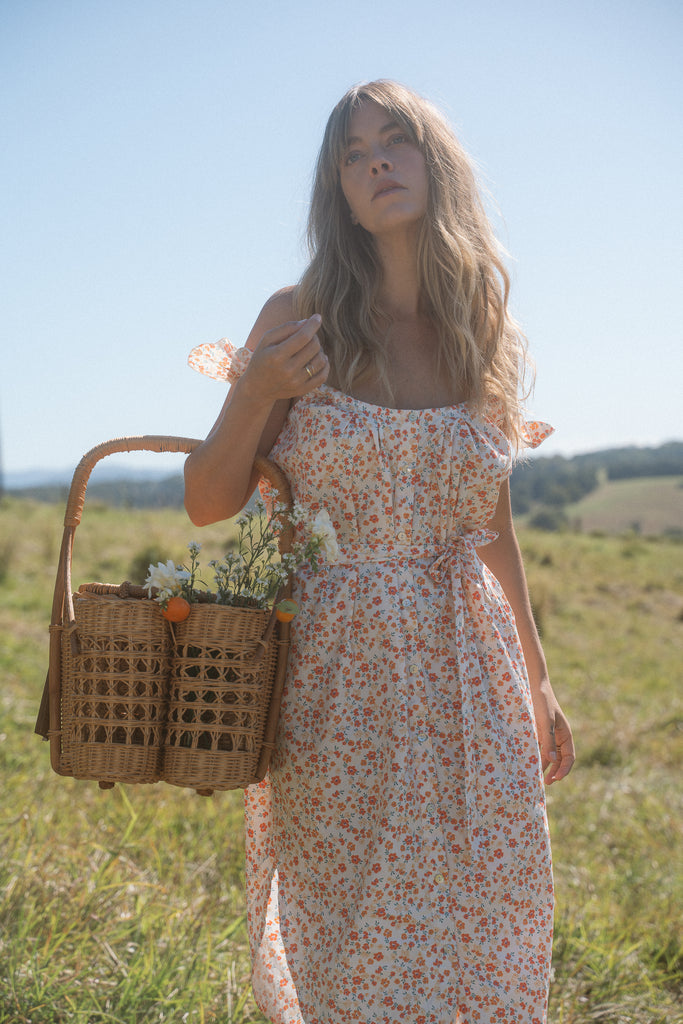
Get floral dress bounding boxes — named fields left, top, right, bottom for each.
left=190, top=342, right=555, bottom=1024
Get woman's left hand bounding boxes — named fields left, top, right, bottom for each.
left=531, top=678, right=575, bottom=785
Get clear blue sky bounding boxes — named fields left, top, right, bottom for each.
left=2, top=0, right=681, bottom=479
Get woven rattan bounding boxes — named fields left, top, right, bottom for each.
left=63, top=588, right=172, bottom=784
left=35, top=435, right=293, bottom=794
left=163, top=604, right=283, bottom=792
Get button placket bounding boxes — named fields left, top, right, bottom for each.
left=388, top=413, right=416, bottom=546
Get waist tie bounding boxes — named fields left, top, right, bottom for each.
left=322, top=530, right=497, bottom=570
left=309, top=530, right=516, bottom=861
left=427, top=530, right=501, bottom=860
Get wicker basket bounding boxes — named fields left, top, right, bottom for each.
left=163, top=602, right=282, bottom=793
left=35, top=435, right=293, bottom=793
left=61, top=583, right=173, bottom=785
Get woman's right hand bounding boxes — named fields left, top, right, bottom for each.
left=241, top=314, right=329, bottom=403
left=184, top=294, right=328, bottom=526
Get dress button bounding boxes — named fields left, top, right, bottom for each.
left=408, top=664, right=419, bottom=676
left=434, top=873, right=445, bottom=885
left=408, top=411, right=418, bottom=422
left=397, top=531, right=408, bottom=542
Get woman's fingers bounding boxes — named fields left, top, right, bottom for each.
left=285, top=321, right=329, bottom=392
left=531, top=683, right=575, bottom=786
left=544, top=715, right=575, bottom=785
left=548, top=746, right=575, bottom=784
left=298, top=350, right=329, bottom=386
left=260, top=315, right=322, bottom=357
left=292, top=335, right=329, bottom=380
left=245, top=316, right=327, bottom=399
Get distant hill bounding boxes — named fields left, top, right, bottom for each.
left=3, top=459, right=186, bottom=491
left=562, top=476, right=683, bottom=536
left=7, top=440, right=683, bottom=533
left=7, top=474, right=187, bottom=509
left=509, top=440, right=683, bottom=531
left=573, top=441, right=683, bottom=480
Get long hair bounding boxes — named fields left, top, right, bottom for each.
left=295, top=79, right=533, bottom=445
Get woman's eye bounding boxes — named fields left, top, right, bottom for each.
left=389, top=134, right=407, bottom=145
left=344, top=151, right=362, bottom=166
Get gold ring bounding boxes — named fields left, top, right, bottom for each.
left=305, top=363, right=314, bottom=379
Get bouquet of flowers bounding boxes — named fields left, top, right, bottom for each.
left=144, top=499, right=339, bottom=622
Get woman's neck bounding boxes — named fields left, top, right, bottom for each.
left=375, top=233, right=421, bottom=321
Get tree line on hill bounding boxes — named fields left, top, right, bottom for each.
left=9, top=475, right=187, bottom=509
left=509, top=440, right=682, bottom=528
left=9, top=441, right=683, bottom=522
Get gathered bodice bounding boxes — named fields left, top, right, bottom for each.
left=187, top=339, right=551, bottom=551
left=269, top=385, right=532, bottom=553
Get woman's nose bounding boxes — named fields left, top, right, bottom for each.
left=370, top=148, right=392, bottom=174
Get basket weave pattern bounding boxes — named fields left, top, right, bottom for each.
left=62, top=593, right=172, bottom=784
left=163, top=605, right=281, bottom=790
left=36, top=435, right=292, bottom=794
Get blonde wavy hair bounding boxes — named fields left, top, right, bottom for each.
left=295, top=79, right=533, bottom=446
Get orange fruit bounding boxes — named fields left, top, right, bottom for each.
left=275, top=599, right=299, bottom=623
left=163, top=596, right=191, bottom=622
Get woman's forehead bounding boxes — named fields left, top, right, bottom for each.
left=345, top=100, right=398, bottom=139
left=338, top=97, right=413, bottom=149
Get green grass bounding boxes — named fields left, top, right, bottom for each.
left=1, top=496, right=682, bottom=1022
left=565, top=476, right=683, bottom=536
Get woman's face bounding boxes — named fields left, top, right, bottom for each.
left=339, top=100, right=428, bottom=240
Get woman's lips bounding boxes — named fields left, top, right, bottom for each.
left=372, top=181, right=406, bottom=200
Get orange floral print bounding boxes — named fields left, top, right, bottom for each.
left=191, top=342, right=554, bottom=1023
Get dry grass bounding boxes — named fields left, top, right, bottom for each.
left=1, top=496, right=681, bottom=1022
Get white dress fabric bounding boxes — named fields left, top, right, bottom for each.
left=188, top=341, right=554, bottom=1024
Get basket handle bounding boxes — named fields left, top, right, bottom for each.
left=55, top=437, right=203, bottom=629
left=55, top=437, right=292, bottom=623
left=61, top=435, right=202, bottom=529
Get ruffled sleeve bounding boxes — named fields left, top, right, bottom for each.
left=187, top=338, right=253, bottom=383
left=522, top=420, right=554, bottom=449
left=484, top=397, right=554, bottom=451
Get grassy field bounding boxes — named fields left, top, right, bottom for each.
left=565, top=476, right=683, bottom=537
left=1, top=496, right=682, bottom=1023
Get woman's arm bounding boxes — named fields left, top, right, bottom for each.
left=478, top=478, right=575, bottom=784
left=184, top=289, right=328, bottom=525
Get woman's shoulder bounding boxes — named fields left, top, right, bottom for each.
left=245, top=286, right=298, bottom=350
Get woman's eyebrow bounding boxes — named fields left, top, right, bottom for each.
left=345, top=121, right=403, bottom=147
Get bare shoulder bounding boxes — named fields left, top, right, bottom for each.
left=245, top=287, right=297, bottom=350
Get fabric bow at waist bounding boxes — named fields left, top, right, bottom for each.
left=326, top=529, right=497, bottom=571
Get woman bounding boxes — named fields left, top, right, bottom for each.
left=185, top=79, right=574, bottom=1024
